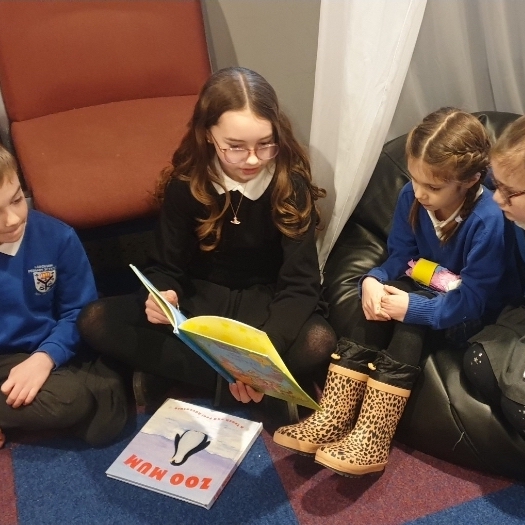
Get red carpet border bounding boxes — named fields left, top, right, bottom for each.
left=0, top=446, right=18, bottom=525
left=262, top=433, right=512, bottom=525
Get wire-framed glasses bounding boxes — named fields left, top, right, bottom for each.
left=210, top=134, right=279, bottom=164
left=492, top=177, right=525, bottom=206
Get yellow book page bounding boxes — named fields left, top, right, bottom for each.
left=180, top=316, right=290, bottom=379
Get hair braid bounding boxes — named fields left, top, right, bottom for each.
left=439, top=182, right=480, bottom=243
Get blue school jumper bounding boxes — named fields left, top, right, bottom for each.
left=367, top=183, right=522, bottom=330
left=0, top=210, right=97, bottom=367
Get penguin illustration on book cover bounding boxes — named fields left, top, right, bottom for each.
left=170, top=430, right=210, bottom=466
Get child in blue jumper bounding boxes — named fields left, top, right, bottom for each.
left=274, top=107, right=522, bottom=476
left=0, top=145, right=127, bottom=447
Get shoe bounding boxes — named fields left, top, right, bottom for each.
left=132, top=371, right=174, bottom=413
left=273, top=340, right=375, bottom=455
left=273, top=363, right=367, bottom=454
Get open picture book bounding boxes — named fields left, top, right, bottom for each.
left=130, top=264, right=320, bottom=410
left=106, top=399, right=263, bottom=509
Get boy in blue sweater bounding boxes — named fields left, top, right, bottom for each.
left=274, top=108, right=522, bottom=476
left=0, top=145, right=127, bottom=447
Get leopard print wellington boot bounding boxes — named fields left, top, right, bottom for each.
left=272, top=339, right=377, bottom=455
left=315, top=351, right=420, bottom=476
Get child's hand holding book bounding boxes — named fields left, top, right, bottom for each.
left=145, top=290, right=178, bottom=324
left=229, top=380, right=264, bottom=403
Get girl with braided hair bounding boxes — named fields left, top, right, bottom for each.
left=274, top=107, right=522, bottom=476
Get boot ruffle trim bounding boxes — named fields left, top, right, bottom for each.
left=366, top=377, right=411, bottom=398
left=329, top=363, right=369, bottom=382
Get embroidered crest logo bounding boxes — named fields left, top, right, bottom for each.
left=32, top=268, right=56, bottom=293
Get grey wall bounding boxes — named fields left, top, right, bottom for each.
left=202, top=0, right=321, bottom=145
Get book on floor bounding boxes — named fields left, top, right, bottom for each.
left=106, top=399, right=263, bottom=509
left=129, top=264, right=320, bottom=410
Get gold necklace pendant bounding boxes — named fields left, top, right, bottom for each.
left=230, top=216, right=241, bottom=225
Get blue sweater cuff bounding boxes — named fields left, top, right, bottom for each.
left=35, top=342, right=72, bottom=369
left=404, top=294, right=434, bottom=326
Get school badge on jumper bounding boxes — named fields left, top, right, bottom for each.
left=31, top=267, right=57, bottom=293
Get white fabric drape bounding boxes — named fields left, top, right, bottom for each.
left=388, top=0, right=525, bottom=141
left=311, top=0, right=427, bottom=270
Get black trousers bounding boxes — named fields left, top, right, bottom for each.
left=0, top=351, right=128, bottom=446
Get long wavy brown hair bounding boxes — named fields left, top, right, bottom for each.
left=156, top=67, right=326, bottom=251
left=406, top=107, right=491, bottom=243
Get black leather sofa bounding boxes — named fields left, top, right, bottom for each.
left=322, top=111, right=525, bottom=481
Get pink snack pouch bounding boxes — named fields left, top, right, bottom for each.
left=405, top=259, right=461, bottom=292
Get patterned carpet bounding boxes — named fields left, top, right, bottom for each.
left=1, top=398, right=524, bottom=525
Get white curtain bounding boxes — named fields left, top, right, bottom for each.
left=388, top=0, right=525, bottom=141
left=310, top=0, right=427, bottom=270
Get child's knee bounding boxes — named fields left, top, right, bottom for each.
left=37, top=382, right=95, bottom=427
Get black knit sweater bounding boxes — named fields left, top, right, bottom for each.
left=144, top=175, right=322, bottom=354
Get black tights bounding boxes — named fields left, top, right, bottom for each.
left=77, top=293, right=337, bottom=392
left=463, top=345, right=525, bottom=435
left=349, top=279, right=433, bottom=367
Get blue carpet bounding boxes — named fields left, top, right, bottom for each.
left=6, top=398, right=525, bottom=525
left=11, top=407, right=297, bottom=525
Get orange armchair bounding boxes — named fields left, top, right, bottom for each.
left=0, top=1, right=210, bottom=229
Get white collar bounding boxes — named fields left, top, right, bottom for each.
left=0, top=232, right=24, bottom=256
left=211, top=159, right=274, bottom=200
left=427, top=186, right=483, bottom=239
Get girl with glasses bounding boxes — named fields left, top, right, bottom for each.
left=465, top=115, right=525, bottom=439
left=77, top=67, right=336, bottom=416
left=274, top=107, right=522, bottom=476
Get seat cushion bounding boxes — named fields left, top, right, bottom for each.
left=11, top=95, right=198, bottom=228
left=0, top=1, right=210, bottom=121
